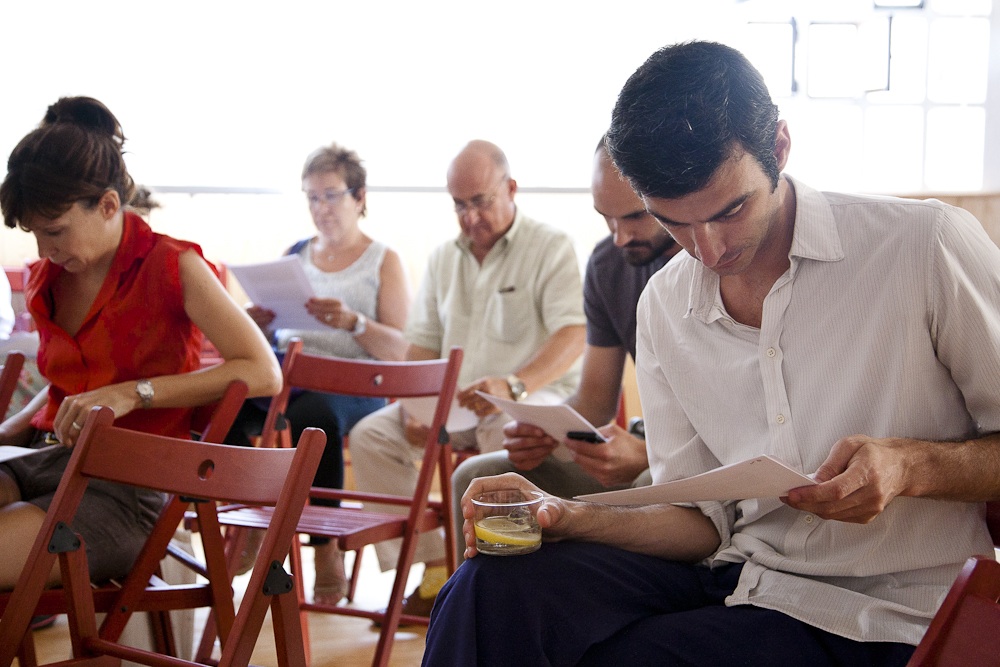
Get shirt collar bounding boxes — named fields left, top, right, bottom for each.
left=687, top=175, right=845, bottom=323
left=455, top=206, right=523, bottom=257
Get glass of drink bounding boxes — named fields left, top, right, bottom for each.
left=472, top=489, right=543, bottom=556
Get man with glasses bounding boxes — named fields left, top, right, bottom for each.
left=349, top=139, right=586, bottom=619
left=447, top=137, right=682, bottom=562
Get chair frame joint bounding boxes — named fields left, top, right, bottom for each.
left=262, top=560, right=294, bottom=596
left=47, top=521, right=81, bottom=554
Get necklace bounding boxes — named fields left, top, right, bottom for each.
left=312, top=239, right=337, bottom=263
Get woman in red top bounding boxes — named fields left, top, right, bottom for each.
left=0, top=97, right=283, bottom=587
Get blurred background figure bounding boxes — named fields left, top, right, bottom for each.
left=225, top=142, right=410, bottom=606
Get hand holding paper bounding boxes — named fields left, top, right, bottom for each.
left=229, top=256, right=318, bottom=330
left=475, top=392, right=606, bottom=461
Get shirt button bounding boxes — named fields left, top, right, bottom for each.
left=776, top=414, right=785, bottom=424
left=766, top=347, right=776, bottom=358
left=805, top=515, right=815, bottom=523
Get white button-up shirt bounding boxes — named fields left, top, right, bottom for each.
left=406, top=209, right=584, bottom=395
left=637, top=177, right=1000, bottom=645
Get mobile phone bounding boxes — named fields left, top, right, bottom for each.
left=566, top=430, right=605, bottom=443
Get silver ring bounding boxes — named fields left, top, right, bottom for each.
left=324, top=314, right=333, bottom=323
left=71, top=421, right=83, bottom=430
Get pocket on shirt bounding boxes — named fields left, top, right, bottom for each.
left=484, top=289, right=531, bottom=343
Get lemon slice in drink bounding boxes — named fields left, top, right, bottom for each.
left=474, top=516, right=541, bottom=547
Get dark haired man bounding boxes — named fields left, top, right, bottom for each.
left=423, top=41, right=1000, bottom=666
left=448, top=139, right=680, bottom=562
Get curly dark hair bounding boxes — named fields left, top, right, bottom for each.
left=607, top=41, right=780, bottom=200
left=1, top=96, right=136, bottom=229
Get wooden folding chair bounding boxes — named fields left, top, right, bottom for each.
left=906, top=500, right=1000, bottom=666
left=0, top=379, right=249, bottom=663
left=0, top=395, right=326, bottom=667
left=0, top=351, right=25, bottom=417
left=206, top=339, right=463, bottom=667
left=907, top=555, right=1000, bottom=666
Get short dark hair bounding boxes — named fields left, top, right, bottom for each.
left=1, top=96, right=136, bottom=229
left=607, top=41, right=780, bottom=199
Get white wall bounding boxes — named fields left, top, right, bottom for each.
left=2, top=0, right=996, bottom=280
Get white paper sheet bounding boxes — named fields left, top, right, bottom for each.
left=229, top=256, right=319, bottom=330
left=476, top=392, right=606, bottom=461
left=576, top=455, right=816, bottom=505
left=398, top=396, right=479, bottom=432
left=0, top=444, right=58, bottom=464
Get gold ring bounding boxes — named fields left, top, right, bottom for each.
left=71, top=421, right=83, bottom=430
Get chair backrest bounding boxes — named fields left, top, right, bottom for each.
left=259, top=338, right=464, bottom=565
left=260, top=338, right=464, bottom=450
left=907, top=556, right=1000, bottom=666
left=0, top=352, right=25, bottom=418
left=0, top=403, right=326, bottom=667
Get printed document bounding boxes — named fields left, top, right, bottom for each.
left=399, top=396, right=478, bottom=432
left=576, top=455, right=816, bottom=504
left=476, top=392, right=606, bottom=461
left=229, top=256, right=319, bottom=330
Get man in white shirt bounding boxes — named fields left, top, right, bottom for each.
left=422, top=42, right=1000, bottom=667
left=349, top=140, right=586, bottom=618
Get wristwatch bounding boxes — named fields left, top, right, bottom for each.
left=506, top=375, right=528, bottom=402
left=136, top=379, right=154, bottom=409
left=350, top=313, right=368, bottom=336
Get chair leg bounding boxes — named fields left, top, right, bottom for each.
left=288, top=536, right=311, bottom=667
left=194, top=610, right=218, bottom=663
left=149, top=609, right=177, bottom=657
left=16, top=633, right=38, bottom=667
left=196, top=522, right=251, bottom=663
left=270, top=584, right=309, bottom=667
left=347, top=548, right=363, bottom=602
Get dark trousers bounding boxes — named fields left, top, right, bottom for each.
left=224, top=390, right=385, bottom=505
left=422, top=541, right=916, bottom=667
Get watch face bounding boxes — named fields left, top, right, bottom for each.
left=137, top=380, right=154, bottom=407
left=508, top=376, right=527, bottom=400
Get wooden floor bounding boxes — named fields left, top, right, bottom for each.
left=28, top=542, right=428, bottom=667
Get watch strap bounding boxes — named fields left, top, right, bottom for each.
left=506, top=375, right=528, bottom=402
left=351, top=313, right=368, bottom=336
left=136, top=379, right=154, bottom=409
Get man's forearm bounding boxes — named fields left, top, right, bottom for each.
left=900, top=432, right=1000, bottom=501
left=562, top=501, right=720, bottom=562
left=514, top=325, right=586, bottom=394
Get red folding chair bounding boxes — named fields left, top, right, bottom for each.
left=205, top=340, right=463, bottom=667
left=0, top=384, right=324, bottom=667
left=907, top=555, right=1000, bottom=666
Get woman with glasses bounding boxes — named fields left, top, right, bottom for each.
left=227, top=142, right=410, bottom=605
left=0, top=96, right=283, bottom=588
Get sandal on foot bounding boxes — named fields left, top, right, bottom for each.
left=313, top=541, right=348, bottom=605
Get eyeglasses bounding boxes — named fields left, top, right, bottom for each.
left=453, top=175, right=508, bottom=215
left=306, top=188, right=356, bottom=208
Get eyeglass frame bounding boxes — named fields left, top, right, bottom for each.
left=306, top=188, right=357, bottom=208
left=452, top=174, right=510, bottom=216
